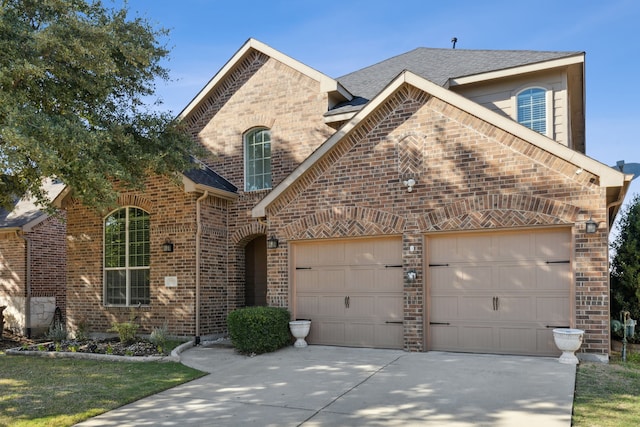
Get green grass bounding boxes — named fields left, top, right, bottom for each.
left=573, top=355, right=640, bottom=427
left=0, top=354, right=206, bottom=427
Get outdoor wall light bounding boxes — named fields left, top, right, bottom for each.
left=407, top=269, right=417, bottom=282
left=162, top=239, right=174, bottom=253
left=585, top=217, right=598, bottom=234
left=403, top=178, right=416, bottom=193
left=267, top=235, right=279, bottom=249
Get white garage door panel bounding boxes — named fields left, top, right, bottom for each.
left=431, top=296, right=458, bottom=318
left=294, top=237, right=403, bottom=349
left=311, top=321, right=345, bottom=345
left=499, top=328, right=537, bottom=353
left=537, top=297, right=570, bottom=323
left=460, top=326, right=493, bottom=350
left=498, top=296, right=534, bottom=321
left=429, top=229, right=571, bottom=356
left=459, top=296, right=495, bottom=320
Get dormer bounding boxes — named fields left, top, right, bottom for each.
left=448, top=53, right=585, bottom=152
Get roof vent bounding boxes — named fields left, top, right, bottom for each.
left=451, top=37, right=458, bottom=49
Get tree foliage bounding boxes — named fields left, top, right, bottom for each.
left=610, top=194, right=640, bottom=324
left=0, top=0, right=200, bottom=211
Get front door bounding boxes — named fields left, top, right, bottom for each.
left=245, top=236, right=267, bottom=306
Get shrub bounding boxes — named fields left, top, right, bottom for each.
left=74, top=317, right=90, bottom=341
left=149, top=323, right=169, bottom=353
left=108, top=319, right=139, bottom=344
left=227, top=306, right=291, bottom=354
left=46, top=323, right=68, bottom=343
left=108, top=308, right=140, bottom=344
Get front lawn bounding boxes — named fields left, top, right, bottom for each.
left=0, top=354, right=206, bottom=427
left=573, top=355, right=640, bottom=427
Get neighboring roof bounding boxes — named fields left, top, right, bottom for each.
left=252, top=70, right=629, bottom=218
left=0, top=179, right=66, bottom=231
left=330, top=48, right=583, bottom=116
left=182, top=158, right=238, bottom=199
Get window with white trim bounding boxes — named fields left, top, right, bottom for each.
left=517, top=87, right=547, bottom=134
left=104, top=207, right=150, bottom=306
left=244, top=128, right=272, bottom=191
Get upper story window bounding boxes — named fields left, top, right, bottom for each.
left=517, top=88, right=547, bottom=135
left=104, top=207, right=150, bottom=306
left=244, top=128, right=272, bottom=191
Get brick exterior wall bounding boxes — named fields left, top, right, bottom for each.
left=188, top=52, right=336, bottom=312
left=1, top=213, right=66, bottom=335
left=27, top=214, right=67, bottom=318
left=64, top=177, right=229, bottom=338
left=265, top=84, right=610, bottom=356
left=0, top=232, right=26, bottom=298
left=62, top=47, right=613, bottom=359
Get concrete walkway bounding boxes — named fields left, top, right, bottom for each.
left=75, top=344, right=576, bottom=426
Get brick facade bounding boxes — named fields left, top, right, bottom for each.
left=0, top=213, right=66, bottom=335
left=61, top=43, right=618, bottom=361
left=265, top=85, right=610, bottom=356
left=64, top=177, right=229, bottom=337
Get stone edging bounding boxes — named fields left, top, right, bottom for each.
left=5, top=340, right=195, bottom=363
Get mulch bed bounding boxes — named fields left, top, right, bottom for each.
left=0, top=329, right=37, bottom=352
left=1, top=329, right=165, bottom=357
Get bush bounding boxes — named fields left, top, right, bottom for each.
left=74, top=317, right=90, bottom=341
left=46, top=323, right=68, bottom=343
left=149, top=323, right=169, bottom=353
left=108, top=319, right=139, bottom=344
left=227, top=306, right=291, bottom=354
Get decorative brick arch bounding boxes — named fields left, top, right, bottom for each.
left=419, top=194, right=580, bottom=232
left=237, top=115, right=277, bottom=133
left=231, top=221, right=268, bottom=247
left=284, top=207, right=406, bottom=240
left=116, top=194, right=153, bottom=213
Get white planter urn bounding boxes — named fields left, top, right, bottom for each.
left=289, top=320, right=311, bottom=348
left=552, top=328, right=584, bottom=364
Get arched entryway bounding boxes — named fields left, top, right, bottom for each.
left=245, top=235, right=267, bottom=306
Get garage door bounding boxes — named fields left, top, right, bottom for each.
left=293, top=237, right=403, bottom=349
left=428, top=229, right=571, bottom=356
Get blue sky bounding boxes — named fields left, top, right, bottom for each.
left=121, top=0, right=640, bottom=206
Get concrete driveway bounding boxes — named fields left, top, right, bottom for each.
left=75, top=344, right=576, bottom=426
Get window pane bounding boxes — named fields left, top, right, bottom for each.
left=104, top=207, right=151, bottom=306
left=130, top=269, right=150, bottom=305
left=245, top=128, right=272, bottom=191
left=129, top=208, right=150, bottom=267
left=106, top=270, right=127, bottom=305
left=105, top=210, right=126, bottom=268
left=517, top=88, right=546, bottom=135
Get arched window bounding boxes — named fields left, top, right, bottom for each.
left=244, top=128, right=272, bottom=191
left=517, top=88, right=547, bottom=134
left=104, top=207, right=150, bottom=306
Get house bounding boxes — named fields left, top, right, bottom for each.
left=0, top=179, right=67, bottom=337
left=59, top=38, right=630, bottom=362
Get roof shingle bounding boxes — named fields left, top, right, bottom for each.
left=330, top=47, right=582, bottom=115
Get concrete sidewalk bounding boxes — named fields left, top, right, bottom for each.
left=75, top=344, right=576, bottom=426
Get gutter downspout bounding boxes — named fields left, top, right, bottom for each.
left=195, top=191, right=209, bottom=345
left=16, top=231, right=32, bottom=338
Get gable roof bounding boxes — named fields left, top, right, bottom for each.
left=0, top=179, right=66, bottom=231
left=178, top=38, right=352, bottom=122
left=252, top=70, right=629, bottom=218
left=329, top=48, right=584, bottom=117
